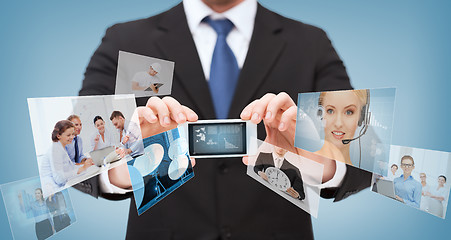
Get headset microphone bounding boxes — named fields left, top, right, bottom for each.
left=318, top=89, right=371, bottom=169
left=341, top=111, right=370, bottom=144
left=342, top=125, right=368, bottom=144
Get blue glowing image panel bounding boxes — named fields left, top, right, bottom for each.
left=127, top=127, right=194, bottom=215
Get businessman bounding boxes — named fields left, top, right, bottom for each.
left=254, top=145, right=305, bottom=200
left=66, top=115, right=91, bottom=164
left=78, top=0, right=372, bottom=239
left=109, top=110, right=144, bottom=158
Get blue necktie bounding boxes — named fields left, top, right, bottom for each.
left=74, top=136, right=79, bottom=163
left=204, top=17, right=240, bottom=119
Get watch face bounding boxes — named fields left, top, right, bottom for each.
left=265, top=167, right=291, bottom=191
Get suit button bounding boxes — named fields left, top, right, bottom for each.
left=221, top=226, right=232, bottom=239
left=218, top=163, right=228, bottom=174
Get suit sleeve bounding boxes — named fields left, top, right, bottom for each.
left=292, top=168, right=305, bottom=200
left=253, top=152, right=265, bottom=174
left=313, top=29, right=352, bottom=92
left=79, top=25, right=120, bottom=96
left=320, top=164, right=372, bottom=202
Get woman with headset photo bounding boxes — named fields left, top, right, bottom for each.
left=315, top=89, right=370, bottom=165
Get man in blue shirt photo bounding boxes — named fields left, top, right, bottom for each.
left=65, top=115, right=91, bottom=164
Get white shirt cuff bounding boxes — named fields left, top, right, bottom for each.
left=98, top=169, right=133, bottom=194
left=317, top=160, right=347, bottom=189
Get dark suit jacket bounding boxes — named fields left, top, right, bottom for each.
left=78, top=3, right=372, bottom=239
left=254, top=152, right=305, bottom=200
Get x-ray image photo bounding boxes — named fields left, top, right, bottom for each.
left=115, top=51, right=175, bottom=98
left=1, top=177, right=76, bottom=240
left=128, top=127, right=194, bottom=215
left=294, top=88, right=396, bottom=176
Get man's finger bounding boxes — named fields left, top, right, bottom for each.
left=182, top=106, right=198, bottom=122
left=266, top=92, right=296, bottom=122
left=136, top=106, right=158, bottom=124
left=278, top=105, right=298, bottom=131
left=242, top=156, right=249, bottom=165
left=248, top=93, right=276, bottom=124
left=162, top=96, right=186, bottom=124
left=190, top=157, right=196, bottom=167
left=240, top=99, right=258, bottom=120
left=146, top=97, right=171, bottom=126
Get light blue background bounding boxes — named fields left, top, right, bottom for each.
left=1, top=0, right=450, bottom=239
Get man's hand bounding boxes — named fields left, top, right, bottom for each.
left=76, top=158, right=88, bottom=166
left=134, top=96, right=198, bottom=139
left=286, top=187, right=300, bottom=199
left=78, top=158, right=94, bottom=174
left=108, top=97, right=198, bottom=189
left=241, top=92, right=298, bottom=154
left=149, top=84, right=159, bottom=94
left=83, top=158, right=94, bottom=167
left=115, top=148, right=126, bottom=158
left=125, top=149, right=132, bottom=155
left=258, top=171, right=268, bottom=181
left=395, top=195, right=404, bottom=203
left=81, top=158, right=94, bottom=170
left=240, top=92, right=337, bottom=183
left=122, top=135, right=130, bottom=144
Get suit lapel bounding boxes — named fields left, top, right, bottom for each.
left=155, top=4, right=216, bottom=119
left=228, top=4, right=286, bottom=118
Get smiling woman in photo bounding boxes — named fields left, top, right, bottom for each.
left=40, top=120, right=94, bottom=193
left=314, top=89, right=369, bottom=165
left=426, top=175, right=448, bottom=218
left=18, top=188, right=53, bottom=240
left=90, top=115, right=117, bottom=152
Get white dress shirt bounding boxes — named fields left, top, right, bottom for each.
left=272, top=152, right=285, bottom=169
left=120, top=119, right=144, bottom=157
left=183, top=0, right=257, bottom=80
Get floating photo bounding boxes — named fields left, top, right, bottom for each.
left=295, top=88, right=396, bottom=175
left=115, top=51, right=175, bottom=98
left=27, top=94, right=144, bottom=197
left=247, top=140, right=323, bottom=218
left=372, top=145, right=451, bottom=219
left=128, top=126, right=194, bottom=215
left=1, top=177, right=76, bottom=240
